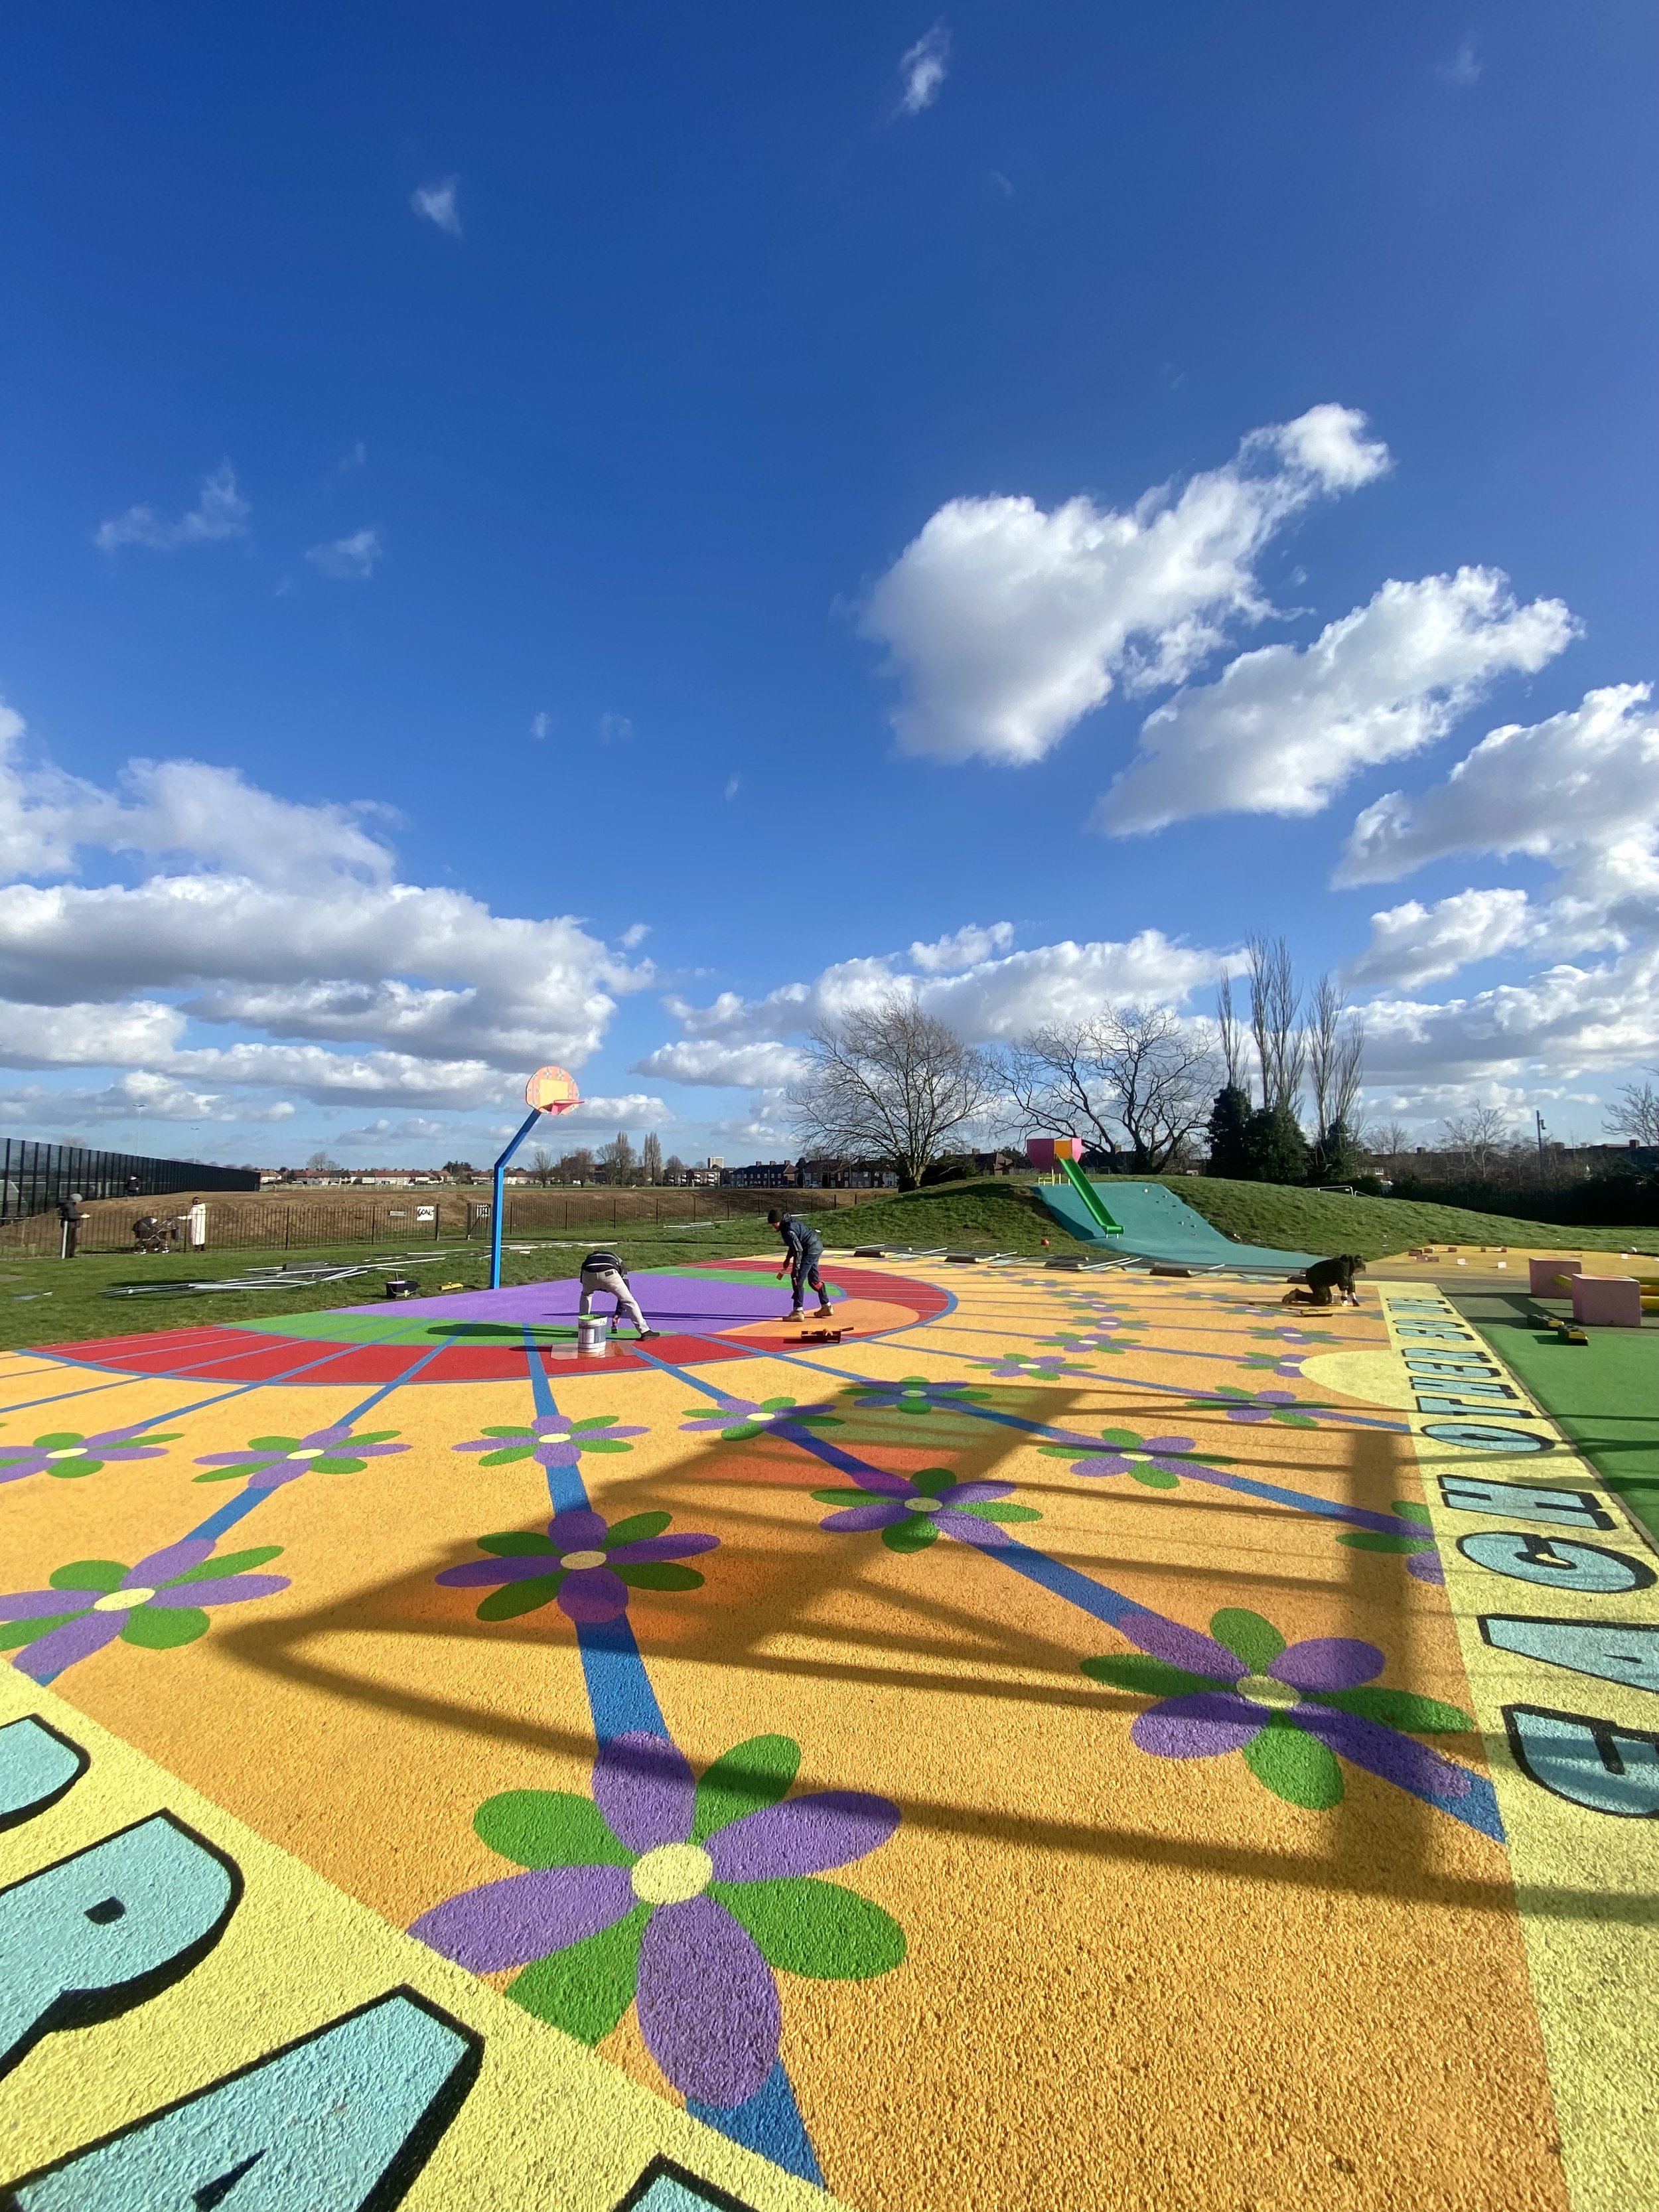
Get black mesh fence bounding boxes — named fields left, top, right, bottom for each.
left=0, top=1139, right=258, bottom=1224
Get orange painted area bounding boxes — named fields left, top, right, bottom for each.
left=2, top=1258, right=1646, bottom=2208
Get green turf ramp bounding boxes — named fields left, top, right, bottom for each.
left=1035, top=1177, right=1323, bottom=1272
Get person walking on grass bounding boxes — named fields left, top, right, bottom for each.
left=58, top=1191, right=86, bottom=1260
left=767, top=1207, right=833, bottom=1322
left=577, top=1247, right=660, bottom=1341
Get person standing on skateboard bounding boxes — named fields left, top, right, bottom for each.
left=767, top=1207, right=833, bottom=1322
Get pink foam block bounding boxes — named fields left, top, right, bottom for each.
left=1571, top=1274, right=1643, bottom=1328
left=1530, top=1256, right=1582, bottom=1296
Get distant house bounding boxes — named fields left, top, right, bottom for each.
left=720, top=1161, right=799, bottom=1189
left=797, top=1157, right=897, bottom=1189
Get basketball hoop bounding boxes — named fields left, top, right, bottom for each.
left=526, top=1065, right=581, bottom=1115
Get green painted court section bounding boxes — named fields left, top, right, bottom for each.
left=1454, top=1288, right=1659, bottom=1543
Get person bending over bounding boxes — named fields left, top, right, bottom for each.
left=767, top=1207, right=833, bottom=1322
left=577, top=1247, right=660, bottom=1339
left=1283, top=1254, right=1366, bottom=1309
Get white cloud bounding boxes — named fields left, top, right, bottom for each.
left=1439, top=37, right=1481, bottom=86
left=1338, top=685, right=1659, bottom=922
left=598, top=713, right=633, bottom=743
left=907, top=922, right=1015, bottom=973
left=861, top=404, right=1390, bottom=766
left=1098, top=569, right=1576, bottom=834
left=0, top=1072, right=295, bottom=1126
left=1360, top=946, right=1659, bottom=1088
left=638, top=925, right=1221, bottom=1093
left=1346, top=888, right=1537, bottom=990
left=724, top=776, right=741, bottom=801
left=307, top=528, right=382, bottom=581
left=94, top=463, right=250, bottom=553
left=897, top=21, right=950, bottom=115
left=333, top=1116, right=453, bottom=1147
left=530, top=712, right=550, bottom=741
left=411, top=178, right=461, bottom=236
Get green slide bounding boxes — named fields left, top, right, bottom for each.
left=1056, top=1151, right=1123, bottom=1234
left=1037, top=1175, right=1323, bottom=1274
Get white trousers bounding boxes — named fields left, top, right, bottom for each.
left=578, top=1266, right=647, bottom=1332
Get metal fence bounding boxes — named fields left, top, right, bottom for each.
left=0, top=1182, right=886, bottom=1254
left=0, top=1139, right=258, bottom=1224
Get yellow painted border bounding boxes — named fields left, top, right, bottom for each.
left=1377, top=1282, right=1659, bottom=2212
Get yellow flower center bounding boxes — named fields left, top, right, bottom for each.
left=748, top=1411, right=776, bottom=1423
left=47, top=1447, right=88, bottom=1461
left=630, top=1842, right=713, bottom=1905
left=289, top=1447, right=325, bottom=1459
left=557, top=1549, right=608, bottom=1571
left=1236, top=1672, right=1301, bottom=1709
left=92, top=1587, right=153, bottom=1612
left=904, top=1496, right=944, bottom=1513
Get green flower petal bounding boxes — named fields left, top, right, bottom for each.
left=603, top=1511, right=672, bottom=1548
left=1335, top=1532, right=1432, bottom=1554
left=1097, top=1428, right=1145, bottom=1447
left=49, top=1560, right=126, bottom=1592
left=1394, top=1501, right=1433, bottom=1527
left=791, top=1412, right=842, bottom=1428
left=1273, top=1412, right=1319, bottom=1429
left=478, top=1425, right=535, bottom=1439
left=476, top=1532, right=559, bottom=1557
left=571, top=1416, right=620, bottom=1431
left=0, top=1614, right=75, bottom=1650
left=506, top=1904, right=648, bottom=2043
left=614, top=1562, right=704, bottom=1591
left=965, top=1503, right=1042, bottom=1523
left=474, top=1445, right=538, bottom=1467
left=721, top=1423, right=762, bottom=1441
left=712, top=1878, right=906, bottom=1981
left=247, top=1435, right=301, bottom=1451
left=170, top=1546, right=283, bottom=1583
left=1080, top=1653, right=1215, bottom=1699
left=1241, top=1715, right=1344, bottom=1810
left=310, top=1456, right=366, bottom=1475
left=1210, top=1609, right=1286, bottom=1670
left=693, top=1735, right=800, bottom=1841
left=475, top=1574, right=566, bottom=1621
left=121, top=1604, right=208, bottom=1650
left=192, top=1463, right=265, bottom=1484
left=34, top=1432, right=88, bottom=1448
left=475, top=1789, right=632, bottom=1869
left=910, top=1467, right=956, bottom=1499
left=881, top=1516, right=936, bottom=1553
left=1309, top=1686, right=1473, bottom=1733
left=576, top=1439, right=633, bottom=1453
left=48, top=1460, right=102, bottom=1481
left=1131, top=1467, right=1180, bottom=1489
left=811, top=1487, right=874, bottom=1506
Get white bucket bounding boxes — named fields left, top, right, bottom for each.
left=575, top=1313, right=608, bottom=1356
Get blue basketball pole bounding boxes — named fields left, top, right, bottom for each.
left=489, top=1107, right=545, bottom=1290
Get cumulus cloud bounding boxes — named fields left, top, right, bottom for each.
left=307, top=528, right=382, bottom=581
left=94, top=463, right=250, bottom=553
left=1360, top=946, right=1659, bottom=1089
left=1346, top=888, right=1537, bottom=990
left=411, top=178, right=461, bottom=236
left=636, top=925, right=1222, bottom=1092
left=1338, top=683, right=1659, bottom=904
left=0, top=1072, right=295, bottom=1127
left=861, top=404, right=1389, bottom=766
left=897, top=21, right=950, bottom=115
left=1098, top=569, right=1576, bottom=834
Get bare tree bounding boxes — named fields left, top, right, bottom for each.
left=1215, top=974, right=1249, bottom=1095
left=1306, top=974, right=1366, bottom=1147
left=529, top=1146, right=556, bottom=1185
left=1364, top=1120, right=1411, bottom=1159
left=1441, top=1106, right=1510, bottom=1177
left=1605, top=1077, right=1659, bottom=1147
left=1005, top=1007, right=1219, bottom=1172
left=788, top=997, right=997, bottom=1189
left=641, top=1132, right=664, bottom=1183
left=599, top=1132, right=638, bottom=1185
left=1247, top=934, right=1305, bottom=1116
left=560, top=1146, right=596, bottom=1184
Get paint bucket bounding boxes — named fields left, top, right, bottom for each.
left=575, top=1313, right=608, bottom=1356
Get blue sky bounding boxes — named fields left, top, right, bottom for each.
left=1, top=3, right=1656, bottom=1165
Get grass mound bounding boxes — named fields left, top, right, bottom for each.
left=818, top=1175, right=1659, bottom=1264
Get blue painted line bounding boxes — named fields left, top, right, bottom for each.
left=689, top=2063, right=825, bottom=2187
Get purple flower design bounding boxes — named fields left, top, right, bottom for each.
left=812, top=1465, right=1041, bottom=1551
left=0, top=1423, right=182, bottom=1485
left=194, top=1424, right=408, bottom=1488
left=435, top=1507, right=718, bottom=1624
left=411, top=1731, right=906, bottom=2108
left=678, top=1397, right=841, bottom=1443
left=1082, top=1605, right=1475, bottom=1813
left=1248, top=1326, right=1337, bottom=1347
left=1236, top=1351, right=1309, bottom=1378
left=1338, top=1500, right=1445, bottom=1585
left=0, top=1540, right=289, bottom=1681
left=1041, top=1426, right=1213, bottom=1489
left=452, top=1413, right=646, bottom=1469
left=1193, top=1387, right=1327, bottom=1428
left=972, top=1352, right=1073, bottom=1380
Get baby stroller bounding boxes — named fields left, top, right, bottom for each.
left=132, top=1215, right=172, bottom=1254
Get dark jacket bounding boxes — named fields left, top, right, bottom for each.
left=581, top=1248, right=628, bottom=1276
left=776, top=1213, right=822, bottom=1262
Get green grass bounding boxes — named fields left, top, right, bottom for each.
left=810, top=1174, right=1659, bottom=1266
left=1453, top=1290, right=1659, bottom=1544
left=0, top=1220, right=778, bottom=1354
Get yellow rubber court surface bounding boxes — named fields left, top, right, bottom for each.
left=1, top=1256, right=1656, bottom=2211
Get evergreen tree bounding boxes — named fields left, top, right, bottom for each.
left=1205, top=1086, right=1254, bottom=1179
left=1308, top=1116, right=1364, bottom=1185
left=1243, top=1103, right=1311, bottom=1185
left=641, top=1132, right=664, bottom=1183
